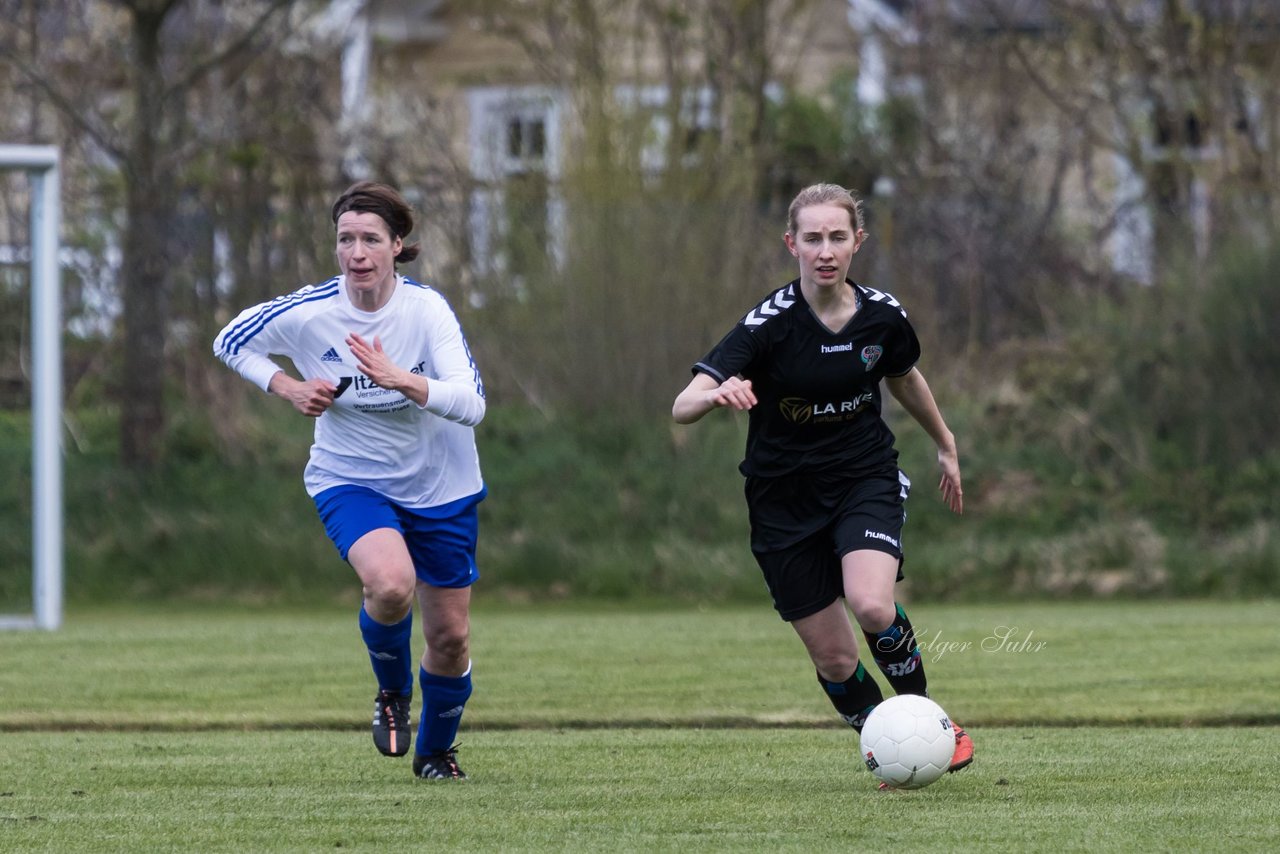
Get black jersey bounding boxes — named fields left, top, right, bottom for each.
left=694, top=279, right=920, bottom=478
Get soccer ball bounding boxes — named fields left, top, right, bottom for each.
left=859, top=694, right=956, bottom=790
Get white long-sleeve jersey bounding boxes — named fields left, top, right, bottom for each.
left=213, top=275, right=485, bottom=509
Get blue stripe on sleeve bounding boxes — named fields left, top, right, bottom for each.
left=460, top=332, right=485, bottom=398
left=218, top=278, right=340, bottom=355
left=404, top=277, right=484, bottom=397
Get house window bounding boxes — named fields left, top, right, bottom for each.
left=1111, top=98, right=1217, bottom=283
left=1153, top=103, right=1205, bottom=151
left=507, top=116, right=546, bottom=165
left=614, top=84, right=723, bottom=173
left=467, top=86, right=565, bottom=286
left=1148, top=100, right=1213, bottom=264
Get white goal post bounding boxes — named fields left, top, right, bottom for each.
left=1, top=144, right=62, bottom=631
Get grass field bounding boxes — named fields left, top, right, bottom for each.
left=2, top=600, right=1278, bottom=851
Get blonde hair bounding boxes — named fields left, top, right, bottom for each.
left=786, top=183, right=866, bottom=236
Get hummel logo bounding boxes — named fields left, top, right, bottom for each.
left=321, top=347, right=342, bottom=363
left=865, top=529, right=900, bottom=548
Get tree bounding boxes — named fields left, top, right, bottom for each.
left=824, top=0, right=1280, bottom=354
left=947, top=0, right=1280, bottom=277
left=457, top=0, right=840, bottom=414
left=0, top=0, right=308, bottom=467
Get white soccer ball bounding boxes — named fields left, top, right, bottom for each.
left=859, top=694, right=956, bottom=790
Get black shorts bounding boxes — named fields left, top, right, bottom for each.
left=745, top=468, right=911, bottom=622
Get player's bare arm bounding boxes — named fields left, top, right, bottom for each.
left=672, top=373, right=757, bottom=424
left=885, top=367, right=963, bottom=515
left=268, top=371, right=337, bottom=418
left=346, top=332, right=430, bottom=407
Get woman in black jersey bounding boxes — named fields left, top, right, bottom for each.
left=672, top=183, right=972, bottom=783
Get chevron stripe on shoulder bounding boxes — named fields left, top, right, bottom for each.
left=743, top=283, right=798, bottom=328
left=862, top=286, right=907, bottom=317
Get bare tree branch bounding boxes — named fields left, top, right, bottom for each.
left=973, top=0, right=1121, bottom=154
left=0, top=46, right=126, bottom=159
left=164, top=0, right=300, bottom=100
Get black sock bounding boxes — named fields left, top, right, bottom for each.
left=816, top=661, right=884, bottom=732
left=862, top=603, right=928, bottom=697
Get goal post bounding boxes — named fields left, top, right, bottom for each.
left=0, top=144, right=62, bottom=631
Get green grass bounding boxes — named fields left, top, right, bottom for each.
left=1, top=601, right=1279, bottom=851
left=2, top=600, right=1276, bottom=729
left=3, top=728, right=1278, bottom=852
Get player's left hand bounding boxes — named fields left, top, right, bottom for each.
left=937, top=446, right=963, bottom=515
left=346, top=333, right=408, bottom=391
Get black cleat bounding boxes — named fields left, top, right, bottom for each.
left=413, top=745, right=467, bottom=780
left=372, top=690, right=412, bottom=757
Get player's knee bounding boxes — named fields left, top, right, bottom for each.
left=426, top=625, right=470, bottom=665
left=362, top=575, right=415, bottom=616
left=811, top=648, right=858, bottom=680
left=849, top=599, right=896, bottom=634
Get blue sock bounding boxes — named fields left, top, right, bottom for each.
left=358, top=606, right=413, bottom=696
left=417, top=664, right=472, bottom=755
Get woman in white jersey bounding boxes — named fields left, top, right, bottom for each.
left=214, top=182, right=484, bottom=780
left=672, top=183, right=973, bottom=788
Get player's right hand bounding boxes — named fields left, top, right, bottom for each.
left=712, top=376, right=756, bottom=411
left=275, top=376, right=337, bottom=417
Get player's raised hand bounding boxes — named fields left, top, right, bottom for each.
left=346, top=333, right=408, bottom=390
left=712, top=376, right=757, bottom=411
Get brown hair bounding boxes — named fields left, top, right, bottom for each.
left=331, top=181, right=421, bottom=264
left=786, top=183, right=866, bottom=237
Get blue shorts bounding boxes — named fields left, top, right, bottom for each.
left=313, top=485, right=486, bottom=588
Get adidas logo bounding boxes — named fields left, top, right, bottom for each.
left=321, top=347, right=342, bottom=363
